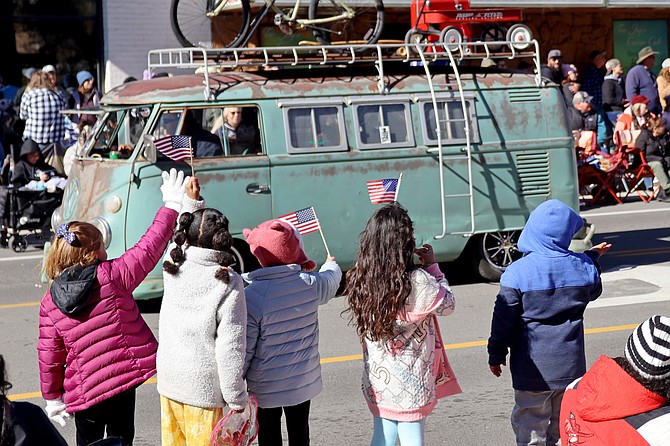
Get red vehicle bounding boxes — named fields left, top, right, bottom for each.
left=406, top=0, right=533, bottom=51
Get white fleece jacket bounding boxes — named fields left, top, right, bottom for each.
left=156, top=197, right=248, bottom=410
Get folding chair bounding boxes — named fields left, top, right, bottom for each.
left=577, top=160, right=622, bottom=206
left=621, top=148, right=661, bottom=203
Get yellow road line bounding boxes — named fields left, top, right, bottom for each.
left=7, top=322, right=639, bottom=402
left=0, top=302, right=40, bottom=310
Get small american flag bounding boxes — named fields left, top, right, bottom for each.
left=367, top=179, right=399, bottom=204
left=278, top=207, right=321, bottom=235
left=154, top=135, right=193, bottom=162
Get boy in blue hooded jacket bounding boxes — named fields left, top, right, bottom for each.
left=487, top=199, right=611, bottom=446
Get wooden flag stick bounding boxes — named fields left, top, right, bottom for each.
left=189, top=140, right=195, bottom=177
left=395, top=172, right=404, bottom=202
left=311, top=207, right=331, bottom=257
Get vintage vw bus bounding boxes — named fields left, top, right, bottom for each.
left=51, top=42, right=590, bottom=299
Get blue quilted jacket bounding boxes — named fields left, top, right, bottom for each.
left=243, top=261, right=341, bottom=408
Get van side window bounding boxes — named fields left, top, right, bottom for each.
left=354, top=103, right=412, bottom=148
left=422, top=100, right=478, bottom=144
left=208, top=106, right=262, bottom=156
left=285, top=106, right=347, bottom=153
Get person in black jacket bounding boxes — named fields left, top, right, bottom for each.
left=636, top=116, right=670, bottom=202
left=1, top=354, right=68, bottom=446
left=602, top=58, right=627, bottom=126
left=11, top=138, right=55, bottom=187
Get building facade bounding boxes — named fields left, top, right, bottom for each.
left=1, top=0, right=669, bottom=93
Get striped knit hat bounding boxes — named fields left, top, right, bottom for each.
left=624, top=315, right=670, bottom=380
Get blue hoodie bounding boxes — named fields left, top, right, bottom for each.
left=487, top=199, right=602, bottom=391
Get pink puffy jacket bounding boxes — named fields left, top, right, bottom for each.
left=38, top=207, right=177, bottom=412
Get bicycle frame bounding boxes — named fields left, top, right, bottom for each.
left=209, top=0, right=355, bottom=27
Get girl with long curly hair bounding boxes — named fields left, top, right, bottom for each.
left=344, top=203, right=460, bottom=446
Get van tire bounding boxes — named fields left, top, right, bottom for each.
left=231, top=239, right=260, bottom=274
left=470, top=231, right=522, bottom=282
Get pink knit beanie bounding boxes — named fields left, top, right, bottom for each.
left=243, top=219, right=316, bottom=271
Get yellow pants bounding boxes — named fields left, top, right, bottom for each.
left=160, top=395, right=223, bottom=446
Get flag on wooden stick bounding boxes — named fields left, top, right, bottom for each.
left=279, top=207, right=320, bottom=235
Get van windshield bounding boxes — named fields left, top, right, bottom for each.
left=87, top=106, right=152, bottom=159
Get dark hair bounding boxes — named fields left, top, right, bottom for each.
left=163, top=208, right=234, bottom=283
left=344, top=203, right=416, bottom=342
left=0, top=355, right=15, bottom=446
left=614, top=357, right=670, bottom=400
left=122, top=76, right=137, bottom=84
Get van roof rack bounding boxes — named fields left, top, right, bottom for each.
left=147, top=40, right=541, bottom=98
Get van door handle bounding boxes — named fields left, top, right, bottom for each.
left=246, top=183, right=270, bottom=194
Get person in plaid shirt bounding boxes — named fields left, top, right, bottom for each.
left=19, top=70, right=65, bottom=146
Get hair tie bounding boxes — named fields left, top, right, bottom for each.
left=56, top=223, right=77, bottom=245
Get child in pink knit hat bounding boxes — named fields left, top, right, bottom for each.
left=242, top=219, right=341, bottom=446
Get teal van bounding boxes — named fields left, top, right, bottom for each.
left=51, top=42, right=591, bottom=299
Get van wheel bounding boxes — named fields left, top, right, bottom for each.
left=471, top=231, right=522, bottom=281
left=230, top=239, right=260, bottom=274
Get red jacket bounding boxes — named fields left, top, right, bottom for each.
left=38, top=207, right=177, bottom=412
left=560, top=355, right=670, bottom=446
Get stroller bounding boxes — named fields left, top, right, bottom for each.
left=0, top=185, right=63, bottom=252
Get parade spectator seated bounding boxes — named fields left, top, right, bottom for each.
left=560, top=315, right=670, bottom=445
left=181, top=110, right=224, bottom=157
left=569, top=91, right=608, bottom=154
left=636, top=117, right=670, bottom=202
left=602, top=58, right=627, bottom=126
left=614, top=94, right=654, bottom=148
left=541, top=49, right=563, bottom=85
left=561, top=64, right=580, bottom=106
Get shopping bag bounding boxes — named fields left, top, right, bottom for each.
left=210, top=395, right=259, bottom=446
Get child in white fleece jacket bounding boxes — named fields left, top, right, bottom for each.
left=156, top=178, right=248, bottom=445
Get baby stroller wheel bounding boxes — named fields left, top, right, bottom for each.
left=11, top=235, right=27, bottom=253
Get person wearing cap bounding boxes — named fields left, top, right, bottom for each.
left=541, top=49, right=563, bottom=85
left=568, top=91, right=608, bottom=152
left=561, top=63, right=580, bottom=106
left=242, top=219, right=341, bottom=445
left=602, top=58, right=627, bottom=125
left=13, top=67, right=37, bottom=109
left=559, top=315, right=670, bottom=445
left=626, top=46, right=662, bottom=116
left=582, top=49, right=607, bottom=110
left=614, top=94, right=653, bottom=135
left=67, top=70, right=100, bottom=126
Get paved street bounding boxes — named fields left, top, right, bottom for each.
left=1, top=199, right=670, bottom=445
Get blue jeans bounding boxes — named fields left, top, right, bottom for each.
left=371, top=417, right=425, bottom=446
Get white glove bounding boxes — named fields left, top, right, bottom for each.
left=45, top=398, right=70, bottom=427
left=160, top=168, right=190, bottom=212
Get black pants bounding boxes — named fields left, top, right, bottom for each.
left=257, top=400, right=311, bottom=446
left=74, top=388, right=136, bottom=446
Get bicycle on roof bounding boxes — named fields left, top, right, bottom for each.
left=170, top=0, right=385, bottom=49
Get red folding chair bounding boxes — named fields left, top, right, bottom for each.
left=621, top=148, right=661, bottom=203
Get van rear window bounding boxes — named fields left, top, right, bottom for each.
left=285, top=106, right=346, bottom=153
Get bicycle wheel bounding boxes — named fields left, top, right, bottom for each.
left=170, top=0, right=251, bottom=48
left=308, top=0, right=384, bottom=46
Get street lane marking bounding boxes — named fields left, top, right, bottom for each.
left=6, top=322, right=644, bottom=401
left=0, top=255, right=43, bottom=262
left=582, top=208, right=670, bottom=218
left=0, top=302, right=40, bottom=309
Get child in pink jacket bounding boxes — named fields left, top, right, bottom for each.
left=37, top=168, right=190, bottom=446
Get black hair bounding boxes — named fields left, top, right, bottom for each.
left=614, top=357, right=670, bottom=400
left=0, top=355, right=15, bottom=446
left=163, top=208, right=234, bottom=283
